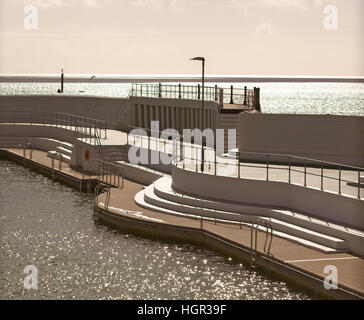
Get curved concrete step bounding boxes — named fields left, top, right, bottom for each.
left=56, top=146, right=72, bottom=155
left=259, top=217, right=346, bottom=250
left=154, top=176, right=363, bottom=248
left=134, top=187, right=340, bottom=253
left=145, top=183, right=346, bottom=251
left=145, top=184, right=256, bottom=224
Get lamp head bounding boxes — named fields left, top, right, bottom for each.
left=190, top=57, right=205, bottom=62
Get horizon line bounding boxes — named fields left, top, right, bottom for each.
left=1, top=74, right=364, bottom=83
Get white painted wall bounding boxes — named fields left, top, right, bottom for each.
left=239, top=113, right=364, bottom=167
left=0, top=95, right=129, bottom=129
left=128, top=97, right=219, bottom=133
left=172, top=166, right=364, bottom=230
left=0, top=124, right=76, bottom=142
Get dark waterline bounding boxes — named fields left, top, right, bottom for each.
left=0, top=159, right=312, bottom=300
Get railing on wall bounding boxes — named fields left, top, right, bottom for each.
left=221, top=85, right=258, bottom=109
left=97, top=160, right=124, bottom=189
left=130, top=83, right=259, bottom=110
left=171, top=139, right=363, bottom=200
left=0, top=111, right=107, bottom=145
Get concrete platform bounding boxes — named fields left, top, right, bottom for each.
left=96, top=185, right=364, bottom=299
left=1, top=147, right=363, bottom=299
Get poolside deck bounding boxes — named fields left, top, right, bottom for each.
left=1, top=147, right=363, bottom=299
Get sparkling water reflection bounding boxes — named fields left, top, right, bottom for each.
left=0, top=160, right=311, bottom=300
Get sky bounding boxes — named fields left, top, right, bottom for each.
left=0, top=0, right=363, bottom=76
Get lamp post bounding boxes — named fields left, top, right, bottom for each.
left=190, top=56, right=205, bottom=172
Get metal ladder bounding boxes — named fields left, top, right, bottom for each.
left=250, top=220, right=274, bottom=264
left=94, top=183, right=111, bottom=210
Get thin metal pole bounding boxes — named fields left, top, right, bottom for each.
left=201, top=143, right=204, bottom=173
left=358, top=169, right=361, bottom=199
left=196, top=146, right=198, bottom=172
left=338, top=166, right=341, bottom=195
left=304, top=159, right=307, bottom=187
left=202, top=59, right=205, bottom=131
left=214, top=147, right=217, bottom=175
left=288, top=156, right=291, bottom=183
left=238, top=152, right=240, bottom=179
left=182, top=143, right=185, bottom=170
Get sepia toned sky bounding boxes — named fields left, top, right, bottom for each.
left=0, top=0, right=363, bottom=76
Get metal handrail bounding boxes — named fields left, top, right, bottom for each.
left=94, top=128, right=105, bottom=159
left=97, top=160, right=124, bottom=189
left=0, top=110, right=107, bottom=141
left=262, top=221, right=274, bottom=258
left=250, top=224, right=259, bottom=263
left=130, top=83, right=257, bottom=108
left=94, top=183, right=111, bottom=209
left=117, top=89, right=133, bottom=119
left=172, top=139, right=363, bottom=200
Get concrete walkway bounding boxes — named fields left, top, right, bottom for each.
left=1, top=147, right=363, bottom=299
left=129, top=133, right=363, bottom=200
left=97, top=185, right=364, bottom=299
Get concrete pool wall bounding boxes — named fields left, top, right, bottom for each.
left=239, top=113, right=364, bottom=167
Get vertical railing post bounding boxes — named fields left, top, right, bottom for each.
left=244, top=86, right=247, bottom=105
left=182, top=143, right=185, bottom=170
left=230, top=85, right=234, bottom=104
left=158, top=83, right=162, bottom=98
left=358, top=169, right=361, bottom=199
left=288, top=156, right=291, bottom=183
left=59, top=154, right=62, bottom=171
left=118, top=167, right=120, bottom=188
left=114, top=167, right=116, bottom=187
left=304, top=159, right=307, bottom=187
left=196, top=146, right=198, bottom=172
left=214, top=147, right=217, bottom=175
left=178, top=83, right=181, bottom=99
left=253, top=87, right=256, bottom=109
left=219, top=88, right=224, bottom=107
left=238, top=152, right=240, bottom=179
left=338, top=166, right=341, bottom=195
left=198, top=84, right=201, bottom=100
left=214, top=85, right=218, bottom=101
left=256, top=88, right=261, bottom=111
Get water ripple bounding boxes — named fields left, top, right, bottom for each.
left=0, top=160, right=311, bottom=300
